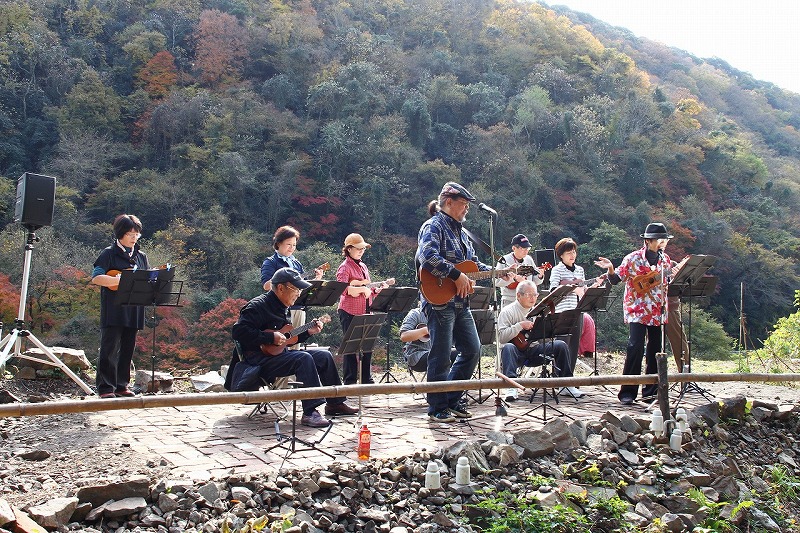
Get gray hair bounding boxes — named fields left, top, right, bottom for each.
left=515, top=280, right=538, bottom=296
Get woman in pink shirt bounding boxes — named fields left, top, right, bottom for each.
left=336, top=233, right=393, bottom=385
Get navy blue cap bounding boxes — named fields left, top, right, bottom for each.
left=271, top=267, right=312, bottom=290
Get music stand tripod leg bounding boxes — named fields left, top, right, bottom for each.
left=265, top=382, right=335, bottom=465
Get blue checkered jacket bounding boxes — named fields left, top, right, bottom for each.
left=416, top=211, right=490, bottom=304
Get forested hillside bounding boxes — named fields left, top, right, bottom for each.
left=1, top=0, right=798, bottom=369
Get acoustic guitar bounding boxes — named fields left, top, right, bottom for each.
left=260, top=314, right=331, bottom=356
left=419, top=260, right=537, bottom=305
left=105, top=264, right=169, bottom=291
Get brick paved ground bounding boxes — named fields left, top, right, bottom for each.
left=91, top=376, right=737, bottom=482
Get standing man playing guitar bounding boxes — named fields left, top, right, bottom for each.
left=595, top=222, right=673, bottom=405
left=91, top=214, right=150, bottom=398
left=495, top=233, right=544, bottom=308
left=416, top=182, right=512, bottom=422
left=229, top=268, right=358, bottom=427
left=497, top=281, right=574, bottom=401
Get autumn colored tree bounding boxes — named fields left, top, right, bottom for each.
left=193, top=9, right=247, bottom=87
left=137, top=50, right=178, bottom=99
left=0, top=272, right=20, bottom=324
left=187, top=298, right=247, bottom=370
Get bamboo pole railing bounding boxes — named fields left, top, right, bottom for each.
left=1, top=372, right=798, bottom=418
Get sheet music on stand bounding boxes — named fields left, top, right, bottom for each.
left=671, top=255, right=717, bottom=287
left=371, top=287, right=418, bottom=384
left=339, top=313, right=388, bottom=420
left=529, top=309, right=581, bottom=342
left=526, top=285, right=573, bottom=318
left=469, top=286, right=492, bottom=310
left=295, top=280, right=347, bottom=307
left=470, top=309, right=496, bottom=346
left=669, top=275, right=717, bottom=301
left=370, top=287, right=418, bottom=314
left=115, top=266, right=184, bottom=393
left=576, top=284, right=613, bottom=313
left=115, top=267, right=183, bottom=307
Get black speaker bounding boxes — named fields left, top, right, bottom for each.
left=13, top=172, right=56, bottom=229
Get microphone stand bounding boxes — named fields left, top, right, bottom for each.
left=483, top=211, right=507, bottom=417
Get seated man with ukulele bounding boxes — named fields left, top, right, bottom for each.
left=227, top=268, right=358, bottom=427
left=496, top=280, right=578, bottom=401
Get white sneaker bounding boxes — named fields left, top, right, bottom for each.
left=560, top=386, right=585, bottom=398
left=504, top=388, right=518, bottom=402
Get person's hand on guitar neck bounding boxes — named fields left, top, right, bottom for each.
left=308, top=317, right=325, bottom=335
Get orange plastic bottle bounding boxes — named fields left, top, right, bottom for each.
left=357, top=424, right=371, bottom=460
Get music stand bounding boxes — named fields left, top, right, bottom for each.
left=469, top=286, right=492, bottom=310
left=463, top=286, right=493, bottom=403
left=526, top=284, right=574, bottom=318
left=508, top=310, right=580, bottom=424
left=295, top=280, right=347, bottom=308
left=115, top=267, right=183, bottom=393
left=371, top=287, right=418, bottom=383
left=338, top=313, right=388, bottom=421
left=265, top=380, right=334, bottom=466
left=576, top=284, right=615, bottom=379
left=668, top=255, right=716, bottom=403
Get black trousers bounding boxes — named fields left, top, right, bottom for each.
left=97, top=326, right=137, bottom=395
left=619, top=322, right=661, bottom=401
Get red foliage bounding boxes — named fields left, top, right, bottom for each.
left=188, top=298, right=248, bottom=369
left=137, top=50, right=178, bottom=98
left=0, top=272, right=20, bottom=323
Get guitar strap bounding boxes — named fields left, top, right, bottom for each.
left=462, top=226, right=506, bottom=264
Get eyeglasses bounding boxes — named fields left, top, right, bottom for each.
left=282, top=284, right=301, bottom=294
left=125, top=231, right=141, bottom=238
left=519, top=292, right=537, bottom=298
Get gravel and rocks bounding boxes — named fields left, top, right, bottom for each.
left=1, top=382, right=799, bottom=532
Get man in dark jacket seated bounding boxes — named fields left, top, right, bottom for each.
left=226, top=267, right=357, bottom=427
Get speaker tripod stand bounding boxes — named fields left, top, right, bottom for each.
left=0, top=228, right=94, bottom=394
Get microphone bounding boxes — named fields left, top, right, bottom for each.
left=657, top=249, right=665, bottom=259
left=478, top=203, right=498, bottom=218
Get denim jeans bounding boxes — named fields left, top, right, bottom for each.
left=424, top=302, right=481, bottom=414
left=500, top=338, right=571, bottom=379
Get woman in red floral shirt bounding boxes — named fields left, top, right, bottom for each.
left=595, top=223, right=673, bottom=405
left=336, top=233, right=394, bottom=385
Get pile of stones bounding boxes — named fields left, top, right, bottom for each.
left=2, top=396, right=798, bottom=532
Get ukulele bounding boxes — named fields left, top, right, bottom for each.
left=558, top=273, right=608, bottom=288
left=105, top=264, right=170, bottom=291
left=361, top=278, right=396, bottom=290
left=304, top=262, right=330, bottom=279
left=511, top=316, right=543, bottom=351
left=419, top=260, right=537, bottom=305
left=630, top=271, right=662, bottom=296
left=260, top=314, right=331, bottom=356
left=507, top=262, right=553, bottom=290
